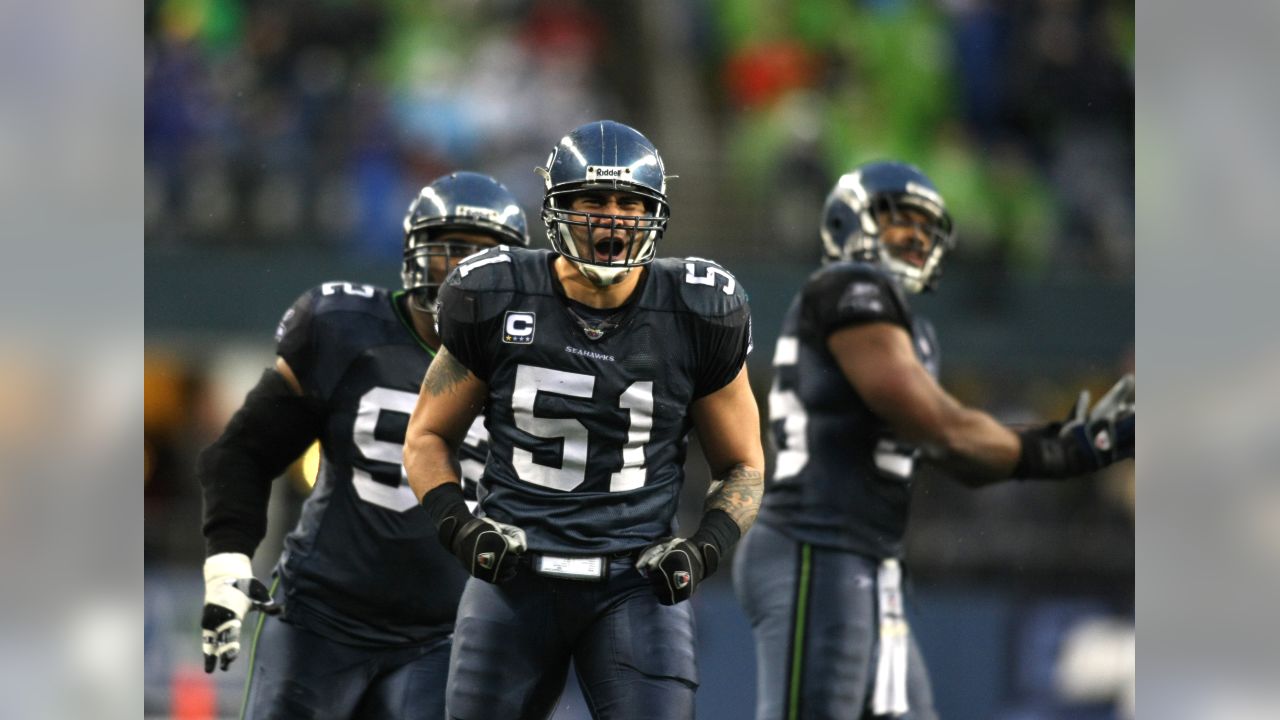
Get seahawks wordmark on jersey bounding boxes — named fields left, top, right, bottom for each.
left=437, top=247, right=752, bottom=555
left=272, top=281, right=489, bottom=646
left=757, top=262, right=939, bottom=559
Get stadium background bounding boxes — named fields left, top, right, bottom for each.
left=143, top=0, right=1134, bottom=718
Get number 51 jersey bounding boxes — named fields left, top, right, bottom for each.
left=437, top=247, right=752, bottom=555
left=271, top=282, right=488, bottom=646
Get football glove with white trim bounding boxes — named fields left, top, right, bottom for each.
left=1016, top=374, right=1135, bottom=478
left=201, top=552, right=279, bottom=673
left=637, top=537, right=706, bottom=606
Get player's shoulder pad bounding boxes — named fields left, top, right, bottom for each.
left=650, top=256, right=750, bottom=321
left=802, top=260, right=912, bottom=328
left=439, top=245, right=547, bottom=325
left=274, top=281, right=392, bottom=345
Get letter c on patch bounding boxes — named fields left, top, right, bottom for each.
left=503, top=311, right=535, bottom=344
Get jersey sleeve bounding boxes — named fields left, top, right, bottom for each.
left=436, top=251, right=514, bottom=382
left=274, top=288, right=322, bottom=396
left=682, top=260, right=754, bottom=398
left=802, top=263, right=912, bottom=338
left=274, top=282, right=387, bottom=400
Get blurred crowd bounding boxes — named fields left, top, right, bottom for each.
left=145, top=0, right=1133, bottom=278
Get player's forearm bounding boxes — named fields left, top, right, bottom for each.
left=405, top=345, right=486, bottom=501
left=704, top=462, right=764, bottom=535
left=869, top=368, right=1020, bottom=485
left=924, top=406, right=1021, bottom=486
left=404, top=429, right=463, bottom=502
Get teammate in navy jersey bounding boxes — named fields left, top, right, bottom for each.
left=732, top=161, right=1136, bottom=720
left=403, top=121, right=766, bottom=720
left=196, top=172, right=528, bottom=719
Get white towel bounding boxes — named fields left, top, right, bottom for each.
left=872, top=558, right=910, bottom=716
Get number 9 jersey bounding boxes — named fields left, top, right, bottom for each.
left=436, top=247, right=752, bottom=555
left=271, top=282, right=488, bottom=645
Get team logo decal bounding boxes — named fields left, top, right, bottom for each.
left=673, top=570, right=691, bottom=589
left=839, top=282, right=884, bottom=314
left=504, top=311, right=536, bottom=344
left=1094, top=429, right=1112, bottom=452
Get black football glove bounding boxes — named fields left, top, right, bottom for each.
left=637, top=509, right=740, bottom=605
left=201, top=553, right=280, bottom=673
left=637, top=537, right=706, bottom=606
left=1016, top=374, right=1135, bottom=479
left=421, top=483, right=526, bottom=584
left=449, top=516, right=527, bottom=584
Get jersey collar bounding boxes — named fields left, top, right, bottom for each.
left=389, top=290, right=438, bottom=358
left=547, top=254, right=650, bottom=342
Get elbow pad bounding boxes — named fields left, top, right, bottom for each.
left=198, top=369, right=324, bottom=556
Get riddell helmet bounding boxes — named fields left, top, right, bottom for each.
left=537, top=120, right=671, bottom=287
left=820, top=161, right=955, bottom=293
left=402, top=172, right=528, bottom=311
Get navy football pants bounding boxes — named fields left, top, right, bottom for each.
left=446, top=557, right=698, bottom=720
left=733, top=522, right=937, bottom=720
left=240, top=612, right=451, bottom=720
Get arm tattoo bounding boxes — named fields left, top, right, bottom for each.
left=422, top=347, right=473, bottom=397
left=704, top=463, right=763, bottom=533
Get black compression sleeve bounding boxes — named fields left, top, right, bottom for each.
left=419, top=482, right=476, bottom=548
left=197, top=369, right=324, bottom=556
left=687, top=509, right=742, bottom=577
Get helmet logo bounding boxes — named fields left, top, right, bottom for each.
left=454, top=204, right=500, bottom=223
left=586, top=165, right=632, bottom=181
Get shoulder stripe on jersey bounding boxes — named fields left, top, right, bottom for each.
left=774, top=337, right=798, bottom=366
left=457, top=253, right=512, bottom=278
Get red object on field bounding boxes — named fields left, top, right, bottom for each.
left=724, top=42, right=820, bottom=109
left=171, top=666, right=217, bottom=720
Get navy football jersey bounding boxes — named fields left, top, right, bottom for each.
left=271, top=281, right=489, bottom=646
left=437, top=247, right=752, bottom=555
left=755, top=262, right=939, bottom=559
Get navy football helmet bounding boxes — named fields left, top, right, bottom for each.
left=537, top=120, right=671, bottom=287
left=402, top=172, right=528, bottom=311
left=821, top=161, right=955, bottom=293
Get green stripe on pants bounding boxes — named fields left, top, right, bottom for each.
left=238, top=576, right=279, bottom=720
left=787, top=543, right=812, bottom=720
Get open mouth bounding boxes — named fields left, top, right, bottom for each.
left=594, top=238, right=627, bottom=262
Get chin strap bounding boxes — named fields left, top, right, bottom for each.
left=575, top=260, right=632, bottom=287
